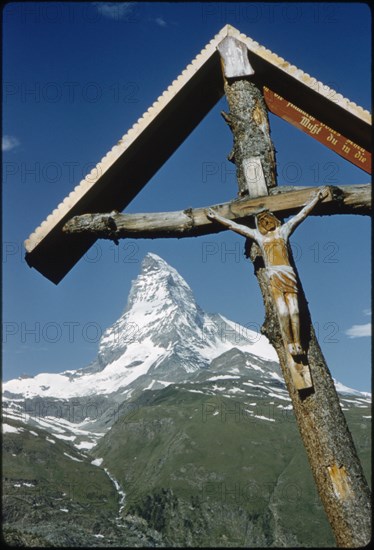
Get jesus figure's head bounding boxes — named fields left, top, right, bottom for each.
left=255, top=211, right=281, bottom=235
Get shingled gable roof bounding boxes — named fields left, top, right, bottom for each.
left=25, top=24, right=371, bottom=284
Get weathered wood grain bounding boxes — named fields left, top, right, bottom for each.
left=62, top=184, right=371, bottom=239
left=217, top=35, right=254, bottom=78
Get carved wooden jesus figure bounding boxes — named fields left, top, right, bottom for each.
left=207, top=187, right=329, bottom=357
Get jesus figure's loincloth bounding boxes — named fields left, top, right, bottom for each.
left=266, top=265, right=298, bottom=294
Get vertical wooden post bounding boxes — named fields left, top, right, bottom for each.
left=219, top=38, right=371, bottom=547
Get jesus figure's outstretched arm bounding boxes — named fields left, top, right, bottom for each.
left=282, top=186, right=330, bottom=238
left=206, top=208, right=258, bottom=241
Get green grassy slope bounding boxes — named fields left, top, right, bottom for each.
left=2, top=418, right=162, bottom=546
left=93, top=385, right=371, bottom=547
left=2, top=385, right=370, bottom=547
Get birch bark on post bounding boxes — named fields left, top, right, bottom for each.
left=220, top=49, right=371, bottom=546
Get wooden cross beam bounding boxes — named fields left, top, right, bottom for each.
left=63, top=184, right=370, bottom=240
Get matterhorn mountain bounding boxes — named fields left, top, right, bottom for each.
left=3, top=254, right=371, bottom=547
left=3, top=253, right=370, bottom=450
left=4, top=253, right=280, bottom=444
left=95, top=252, right=279, bottom=379
left=4, top=253, right=278, bottom=398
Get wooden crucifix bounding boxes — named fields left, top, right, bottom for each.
left=206, top=185, right=330, bottom=391
left=28, top=29, right=371, bottom=547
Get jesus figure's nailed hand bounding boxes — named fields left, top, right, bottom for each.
left=317, top=186, right=330, bottom=200
left=206, top=208, right=217, bottom=220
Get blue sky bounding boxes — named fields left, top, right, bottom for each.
left=2, top=2, right=371, bottom=391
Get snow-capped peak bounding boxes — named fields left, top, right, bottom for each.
left=333, top=379, right=371, bottom=398
left=3, top=254, right=370, bottom=452
left=123, top=252, right=195, bottom=315
left=4, top=254, right=368, bottom=408
left=3, top=254, right=277, bottom=400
